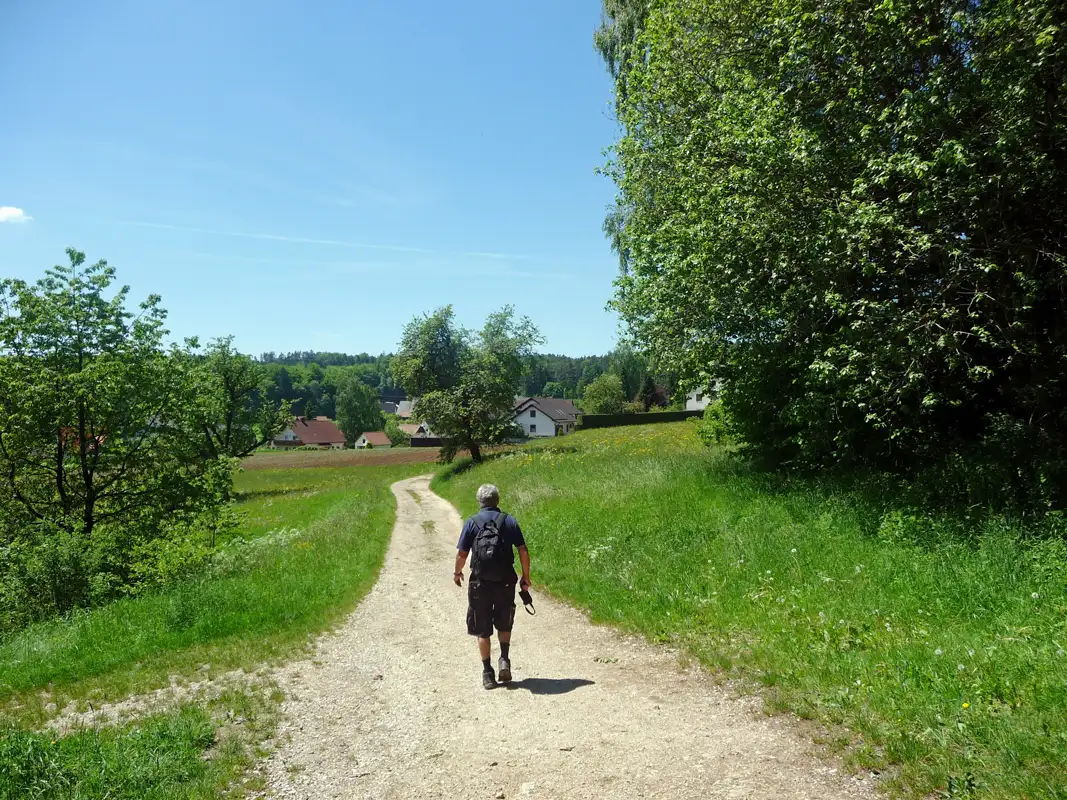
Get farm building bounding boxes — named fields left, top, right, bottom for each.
left=513, top=397, right=581, bottom=437
left=272, top=417, right=346, bottom=450
left=355, top=431, right=393, bottom=449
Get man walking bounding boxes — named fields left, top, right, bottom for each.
left=454, top=483, right=531, bottom=689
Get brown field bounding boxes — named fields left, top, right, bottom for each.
left=241, top=447, right=444, bottom=470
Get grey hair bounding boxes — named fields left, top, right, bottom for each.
left=476, top=484, right=500, bottom=507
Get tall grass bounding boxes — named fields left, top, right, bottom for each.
left=433, top=423, right=1067, bottom=799
left=0, top=463, right=425, bottom=725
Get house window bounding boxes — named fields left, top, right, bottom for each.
left=530, top=409, right=536, bottom=418
left=530, top=424, right=536, bottom=434
left=695, top=393, right=703, bottom=402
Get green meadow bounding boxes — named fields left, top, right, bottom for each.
left=1, top=459, right=425, bottom=798
left=434, top=422, right=1067, bottom=799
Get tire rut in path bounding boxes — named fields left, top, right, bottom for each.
left=262, top=476, right=876, bottom=800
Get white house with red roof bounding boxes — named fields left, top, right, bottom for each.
left=355, top=431, right=393, bottom=449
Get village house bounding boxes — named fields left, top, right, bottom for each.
left=513, top=396, right=581, bottom=438
left=398, top=422, right=432, bottom=438
left=271, top=417, right=346, bottom=450
left=685, top=380, right=723, bottom=412
left=355, top=431, right=393, bottom=449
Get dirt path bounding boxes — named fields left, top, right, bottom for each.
left=262, top=476, right=876, bottom=800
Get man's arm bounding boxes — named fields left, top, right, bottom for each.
left=454, top=550, right=469, bottom=586
left=517, top=545, right=531, bottom=590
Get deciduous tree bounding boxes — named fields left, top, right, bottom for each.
left=581, top=373, right=626, bottom=415
left=393, top=306, right=542, bottom=462
left=606, top=0, right=1067, bottom=507
left=336, top=377, right=382, bottom=444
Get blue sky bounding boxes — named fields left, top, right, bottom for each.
left=0, top=1, right=624, bottom=357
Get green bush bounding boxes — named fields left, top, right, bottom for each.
left=696, top=400, right=732, bottom=447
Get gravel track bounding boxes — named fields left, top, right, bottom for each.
left=262, top=476, right=877, bottom=800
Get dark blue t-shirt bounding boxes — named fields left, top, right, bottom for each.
left=457, top=507, right=526, bottom=556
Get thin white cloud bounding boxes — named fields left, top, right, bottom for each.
left=183, top=250, right=573, bottom=280
left=0, top=207, right=31, bottom=224
left=120, top=220, right=529, bottom=261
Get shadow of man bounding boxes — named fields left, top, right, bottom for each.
left=504, top=678, right=595, bottom=695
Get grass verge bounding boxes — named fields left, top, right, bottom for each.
left=433, top=422, right=1067, bottom=799
left=1, top=462, right=426, bottom=726
left=0, top=683, right=280, bottom=800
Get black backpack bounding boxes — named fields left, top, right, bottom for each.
left=470, top=512, right=513, bottom=581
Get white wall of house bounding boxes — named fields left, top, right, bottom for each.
left=271, top=428, right=300, bottom=448
left=355, top=435, right=391, bottom=449
left=686, top=389, right=710, bottom=411
left=514, top=407, right=559, bottom=437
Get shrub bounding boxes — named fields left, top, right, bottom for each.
left=696, top=400, right=733, bottom=447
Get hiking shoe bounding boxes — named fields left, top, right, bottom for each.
left=482, top=669, right=497, bottom=690
left=497, top=658, right=512, bottom=683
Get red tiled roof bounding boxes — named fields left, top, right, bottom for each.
left=361, top=431, right=393, bottom=446
left=399, top=424, right=421, bottom=436
left=284, top=417, right=345, bottom=445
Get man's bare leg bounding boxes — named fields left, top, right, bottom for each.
left=478, top=636, right=492, bottom=661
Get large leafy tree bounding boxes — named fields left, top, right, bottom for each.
left=0, top=249, right=226, bottom=539
left=336, top=377, right=382, bottom=444
left=581, top=373, right=627, bottom=415
left=607, top=0, right=1067, bottom=505
left=197, top=337, right=292, bottom=458
left=393, top=306, right=542, bottom=462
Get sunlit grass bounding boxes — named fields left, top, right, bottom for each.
left=0, top=685, right=279, bottom=800
left=434, top=421, right=1067, bottom=799
left=0, top=463, right=426, bottom=726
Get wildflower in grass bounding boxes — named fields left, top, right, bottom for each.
left=854, top=564, right=863, bottom=573
left=962, top=702, right=970, bottom=709
left=1058, top=649, right=1065, bottom=657
left=935, top=648, right=943, bottom=656
left=1031, top=592, right=1039, bottom=599
left=957, top=663, right=966, bottom=671
left=968, top=649, right=975, bottom=657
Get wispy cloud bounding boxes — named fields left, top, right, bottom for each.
left=183, top=250, right=573, bottom=280
left=0, top=207, right=31, bottom=224
left=120, top=220, right=528, bottom=261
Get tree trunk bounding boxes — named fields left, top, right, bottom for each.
left=469, top=440, right=482, bottom=463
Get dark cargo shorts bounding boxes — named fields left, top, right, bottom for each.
left=466, top=579, right=517, bottom=638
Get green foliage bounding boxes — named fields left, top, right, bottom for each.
left=335, top=377, right=382, bottom=444
left=696, top=400, right=733, bottom=447
left=393, top=306, right=542, bottom=462
left=0, top=250, right=241, bottom=626
left=581, top=373, right=626, bottom=415
left=435, top=422, right=1067, bottom=798
left=637, top=375, right=657, bottom=410
left=196, top=337, right=292, bottom=458
left=608, top=342, right=648, bottom=401
left=607, top=0, right=1067, bottom=508
left=542, top=381, right=566, bottom=399
left=383, top=414, right=411, bottom=446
